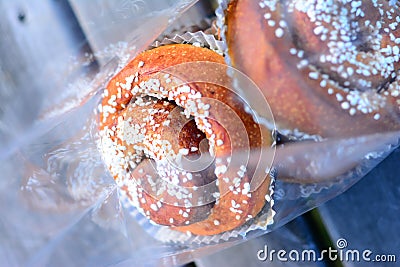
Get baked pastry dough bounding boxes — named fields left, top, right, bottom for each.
left=226, top=0, right=400, bottom=137
left=99, top=44, right=273, bottom=235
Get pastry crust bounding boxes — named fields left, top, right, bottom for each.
left=226, top=0, right=400, bottom=137
left=99, top=44, right=273, bottom=235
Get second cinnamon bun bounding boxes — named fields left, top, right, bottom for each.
left=226, top=0, right=400, bottom=137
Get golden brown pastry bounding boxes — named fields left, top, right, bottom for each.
left=99, top=44, right=273, bottom=236
left=226, top=0, right=400, bottom=137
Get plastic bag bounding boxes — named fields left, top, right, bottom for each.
left=0, top=0, right=399, bottom=266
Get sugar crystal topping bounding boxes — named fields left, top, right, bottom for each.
left=98, top=54, right=265, bottom=227
left=259, top=0, right=400, bottom=118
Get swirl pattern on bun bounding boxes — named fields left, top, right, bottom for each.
left=99, top=44, right=273, bottom=236
left=226, top=0, right=400, bottom=137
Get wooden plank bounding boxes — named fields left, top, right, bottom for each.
left=317, top=146, right=400, bottom=266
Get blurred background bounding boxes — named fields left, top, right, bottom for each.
left=0, top=0, right=398, bottom=266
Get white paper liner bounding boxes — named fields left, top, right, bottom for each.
left=113, top=31, right=275, bottom=245
left=151, top=30, right=226, bottom=56
left=154, top=17, right=215, bottom=43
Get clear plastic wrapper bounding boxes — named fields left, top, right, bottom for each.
left=214, top=0, right=400, bottom=232
left=0, top=0, right=399, bottom=266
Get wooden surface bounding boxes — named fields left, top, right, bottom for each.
left=0, top=0, right=399, bottom=266
left=195, top=147, right=400, bottom=267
